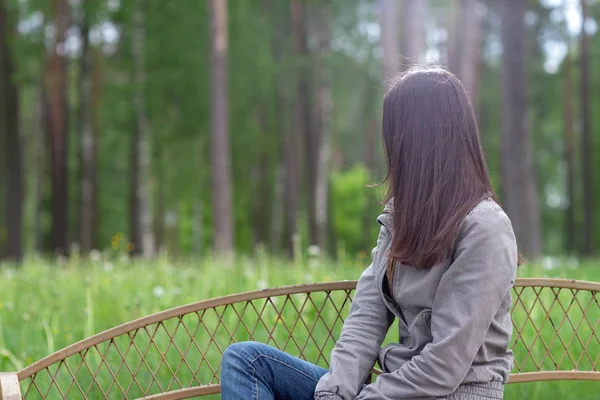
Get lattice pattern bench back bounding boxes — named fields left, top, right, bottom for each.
left=6, top=278, right=600, bottom=399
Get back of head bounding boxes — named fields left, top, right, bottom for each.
left=382, top=66, right=494, bottom=269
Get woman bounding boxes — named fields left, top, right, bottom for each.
left=220, top=67, right=518, bottom=399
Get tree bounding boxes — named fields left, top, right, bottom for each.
left=209, top=0, right=234, bottom=255
left=380, top=0, right=399, bottom=81
left=579, top=0, right=593, bottom=256
left=290, top=0, right=315, bottom=249
left=400, top=0, right=427, bottom=69
left=563, top=48, right=576, bottom=254
left=131, top=0, right=156, bottom=257
left=446, top=0, right=482, bottom=114
left=458, top=0, right=483, bottom=115
left=268, top=0, right=290, bottom=253
left=500, top=0, right=542, bottom=258
left=0, top=0, right=23, bottom=262
left=77, top=2, right=100, bottom=254
left=46, top=0, right=71, bottom=255
left=313, top=1, right=332, bottom=251
left=283, top=0, right=308, bottom=255
left=447, top=0, right=460, bottom=75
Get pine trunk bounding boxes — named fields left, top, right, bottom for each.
left=563, top=50, right=576, bottom=254
left=253, top=108, right=271, bottom=246
left=209, top=0, right=234, bottom=255
left=285, top=0, right=306, bottom=255
left=314, top=2, right=331, bottom=252
left=268, top=0, right=288, bottom=253
left=132, top=0, right=156, bottom=258
left=77, top=8, right=99, bottom=254
left=459, top=0, right=482, bottom=116
left=400, top=0, right=427, bottom=70
left=291, top=0, right=314, bottom=247
left=0, top=0, right=6, bottom=259
left=0, top=0, right=23, bottom=262
left=380, top=0, right=399, bottom=81
left=46, top=0, right=71, bottom=256
left=446, top=0, right=461, bottom=75
left=129, top=124, right=141, bottom=256
left=579, top=0, right=593, bottom=256
left=500, top=0, right=542, bottom=258
left=33, top=85, right=45, bottom=253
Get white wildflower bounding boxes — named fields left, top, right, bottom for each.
left=89, top=250, right=102, bottom=263
left=153, top=286, right=166, bottom=298
left=307, top=245, right=321, bottom=257
left=541, top=256, right=558, bottom=270
left=257, top=279, right=268, bottom=290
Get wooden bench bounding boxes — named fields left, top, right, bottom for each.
left=1, top=278, right=598, bottom=399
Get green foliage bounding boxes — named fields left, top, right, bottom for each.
left=331, top=165, right=382, bottom=256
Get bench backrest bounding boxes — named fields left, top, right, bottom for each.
left=3, top=278, right=599, bottom=399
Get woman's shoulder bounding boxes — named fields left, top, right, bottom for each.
left=466, top=197, right=511, bottom=225
left=459, top=197, right=516, bottom=246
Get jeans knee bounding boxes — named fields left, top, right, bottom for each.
left=222, top=341, right=264, bottom=369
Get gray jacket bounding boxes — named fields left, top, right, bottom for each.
left=314, top=198, right=518, bottom=399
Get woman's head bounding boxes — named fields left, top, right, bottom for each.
left=382, top=66, right=494, bottom=269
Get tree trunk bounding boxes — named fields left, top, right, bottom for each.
left=579, top=0, right=593, bottom=256
left=253, top=108, right=271, bottom=247
left=284, top=0, right=306, bottom=255
left=563, top=50, right=576, bottom=254
left=400, top=0, right=427, bottom=70
left=283, top=125, right=300, bottom=255
left=380, top=0, right=399, bottom=81
left=0, top=10, right=5, bottom=259
left=132, top=0, right=156, bottom=258
left=153, top=138, right=165, bottom=252
left=290, top=0, right=314, bottom=247
left=32, top=86, right=45, bottom=253
left=0, top=0, right=23, bottom=263
left=129, top=124, right=141, bottom=256
left=314, top=2, right=331, bottom=252
left=268, top=0, right=288, bottom=253
left=77, top=6, right=99, bottom=254
left=209, top=0, right=234, bottom=255
left=446, top=0, right=461, bottom=75
left=500, top=0, right=542, bottom=258
left=459, top=0, right=483, bottom=116
left=45, top=0, right=71, bottom=256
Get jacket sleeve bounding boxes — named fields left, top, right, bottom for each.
left=356, top=206, right=518, bottom=399
left=314, top=225, right=395, bottom=400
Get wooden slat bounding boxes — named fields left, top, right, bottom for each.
left=141, top=385, right=221, bottom=399
left=509, top=371, right=600, bottom=383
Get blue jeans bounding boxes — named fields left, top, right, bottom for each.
left=220, top=341, right=329, bottom=400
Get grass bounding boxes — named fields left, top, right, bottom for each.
left=0, top=254, right=598, bottom=399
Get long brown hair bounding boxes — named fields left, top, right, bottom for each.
left=382, top=66, right=495, bottom=269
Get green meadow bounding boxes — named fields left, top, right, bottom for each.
left=1, top=256, right=598, bottom=399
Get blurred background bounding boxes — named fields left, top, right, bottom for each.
left=0, top=0, right=598, bottom=263
left=2, top=3, right=600, bottom=397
